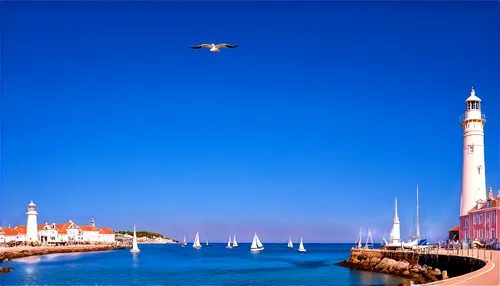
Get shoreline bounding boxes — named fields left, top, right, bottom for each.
left=0, top=244, right=125, bottom=263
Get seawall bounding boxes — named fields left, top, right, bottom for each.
left=0, top=244, right=125, bottom=262
left=336, top=249, right=487, bottom=284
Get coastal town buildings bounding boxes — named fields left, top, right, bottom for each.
left=459, top=188, right=500, bottom=241
left=0, top=201, right=116, bottom=245
left=456, top=87, right=498, bottom=242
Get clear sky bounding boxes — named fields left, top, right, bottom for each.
left=1, top=1, right=498, bottom=243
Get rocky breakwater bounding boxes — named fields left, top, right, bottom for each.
left=337, top=256, right=444, bottom=284
left=336, top=249, right=450, bottom=284
left=0, top=244, right=125, bottom=274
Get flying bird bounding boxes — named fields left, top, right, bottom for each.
left=189, top=43, right=239, bottom=53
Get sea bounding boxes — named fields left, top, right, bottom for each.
left=0, top=243, right=411, bottom=285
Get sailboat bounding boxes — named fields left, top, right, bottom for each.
left=382, top=185, right=426, bottom=250
left=353, top=228, right=362, bottom=249
left=409, top=185, right=430, bottom=249
left=182, top=235, right=187, bottom=247
left=287, top=236, right=293, bottom=248
left=298, top=237, right=306, bottom=253
left=232, top=235, right=238, bottom=248
left=364, top=229, right=374, bottom=249
left=250, top=232, right=264, bottom=252
left=130, top=225, right=140, bottom=254
left=225, top=236, right=233, bottom=249
left=206, top=240, right=211, bottom=247
left=396, top=185, right=425, bottom=249
left=192, top=231, right=202, bottom=249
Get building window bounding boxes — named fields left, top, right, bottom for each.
left=480, top=229, right=483, bottom=238
left=493, top=229, right=496, bottom=239
left=479, top=214, right=483, bottom=224
left=473, top=214, right=477, bottom=224
left=464, top=217, right=469, bottom=228
left=469, top=145, right=475, bottom=153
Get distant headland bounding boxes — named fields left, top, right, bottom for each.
left=115, top=230, right=178, bottom=244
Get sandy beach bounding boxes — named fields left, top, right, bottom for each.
left=0, top=244, right=125, bottom=262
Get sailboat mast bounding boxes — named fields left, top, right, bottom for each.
left=415, top=184, right=421, bottom=240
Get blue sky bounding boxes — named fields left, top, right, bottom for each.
left=1, top=1, right=498, bottom=243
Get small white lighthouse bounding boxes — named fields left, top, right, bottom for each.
left=26, top=200, right=39, bottom=242
left=459, top=87, right=487, bottom=216
left=389, top=197, right=401, bottom=244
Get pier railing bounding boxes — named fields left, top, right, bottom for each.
left=351, top=243, right=494, bottom=262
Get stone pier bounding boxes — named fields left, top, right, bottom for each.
left=337, top=248, right=492, bottom=284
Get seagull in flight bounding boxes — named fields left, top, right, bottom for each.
left=189, top=43, right=239, bottom=53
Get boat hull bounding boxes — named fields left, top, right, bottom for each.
left=225, top=246, right=232, bottom=249
left=193, top=246, right=202, bottom=249
left=130, top=249, right=140, bottom=254
left=250, top=247, right=264, bottom=252
left=298, top=249, right=306, bottom=253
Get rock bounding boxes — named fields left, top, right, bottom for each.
left=351, top=258, right=360, bottom=264
left=0, top=268, right=13, bottom=274
left=394, top=260, right=409, bottom=270
left=402, top=270, right=410, bottom=276
left=432, top=268, right=441, bottom=276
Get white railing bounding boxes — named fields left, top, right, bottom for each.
left=459, top=114, right=486, bottom=122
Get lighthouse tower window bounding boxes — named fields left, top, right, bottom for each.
left=469, top=145, right=475, bottom=153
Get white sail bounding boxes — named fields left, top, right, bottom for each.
left=227, top=236, right=232, bottom=247
left=298, top=237, right=306, bottom=252
left=288, top=236, right=293, bottom=248
left=193, top=231, right=202, bottom=248
left=250, top=233, right=258, bottom=249
left=232, top=235, right=238, bottom=247
left=364, top=229, right=374, bottom=249
left=354, top=228, right=362, bottom=248
left=255, top=234, right=264, bottom=248
left=182, top=234, right=187, bottom=247
left=130, top=225, right=140, bottom=253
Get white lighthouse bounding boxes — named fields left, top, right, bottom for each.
left=389, top=197, right=401, bottom=244
left=26, top=200, right=39, bottom=243
left=459, top=87, right=487, bottom=216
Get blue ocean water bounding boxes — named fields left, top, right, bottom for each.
left=1, top=243, right=410, bottom=285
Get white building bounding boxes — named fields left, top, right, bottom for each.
left=15, top=226, right=26, bottom=243
left=460, top=87, right=488, bottom=216
left=26, top=201, right=39, bottom=243
left=80, top=218, right=100, bottom=243
left=0, top=227, right=20, bottom=244
left=56, top=220, right=83, bottom=244
left=98, top=228, right=116, bottom=243
left=39, top=223, right=58, bottom=244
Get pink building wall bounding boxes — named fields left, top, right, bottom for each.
left=460, top=207, right=499, bottom=241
